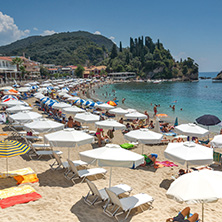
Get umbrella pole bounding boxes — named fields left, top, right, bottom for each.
left=202, top=203, right=204, bottom=222
left=142, top=144, right=144, bottom=154
left=109, top=167, right=112, bottom=188
left=6, top=157, right=8, bottom=177
left=68, top=148, right=70, bottom=159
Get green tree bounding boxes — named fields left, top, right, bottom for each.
left=75, top=65, right=85, bottom=78
left=12, top=57, right=24, bottom=71
left=110, top=44, right=118, bottom=59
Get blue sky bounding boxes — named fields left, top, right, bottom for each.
left=0, top=0, right=222, bottom=72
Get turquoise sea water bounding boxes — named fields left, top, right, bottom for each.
left=93, top=72, right=222, bottom=132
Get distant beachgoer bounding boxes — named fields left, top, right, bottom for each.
left=148, top=120, right=154, bottom=129
left=180, top=108, right=183, bottom=111
left=119, top=117, right=124, bottom=124
left=172, top=105, right=175, bottom=111
left=144, top=111, right=149, bottom=125
left=153, top=105, right=157, bottom=116
left=220, top=128, right=222, bottom=134
left=122, top=98, right=126, bottom=104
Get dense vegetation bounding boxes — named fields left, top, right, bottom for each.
left=0, top=31, right=198, bottom=80
left=100, top=37, right=198, bottom=80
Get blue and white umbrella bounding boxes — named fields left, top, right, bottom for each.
left=74, top=99, right=85, bottom=105
left=31, top=85, right=39, bottom=90
left=62, top=87, right=70, bottom=92
left=47, top=86, right=54, bottom=90
left=1, top=95, right=18, bottom=101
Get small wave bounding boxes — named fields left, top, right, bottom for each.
left=131, top=89, right=143, bottom=92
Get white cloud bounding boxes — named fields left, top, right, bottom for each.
left=173, top=52, right=187, bottom=61
left=0, top=11, right=30, bottom=46
left=41, top=30, right=56, bottom=36
left=33, top=27, right=38, bottom=31
left=94, top=31, right=101, bottom=35
left=109, top=36, right=116, bottom=44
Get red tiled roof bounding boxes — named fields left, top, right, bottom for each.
left=0, top=57, right=12, bottom=62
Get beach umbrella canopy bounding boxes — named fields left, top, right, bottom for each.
left=107, top=101, right=117, bottom=106
left=44, top=128, right=94, bottom=158
left=210, top=135, right=222, bottom=148
left=1, top=95, right=18, bottom=101
left=6, top=105, right=32, bottom=113
left=109, top=107, right=128, bottom=116
left=79, top=143, right=144, bottom=187
left=0, top=100, right=24, bottom=107
left=63, top=106, right=85, bottom=115
left=175, top=123, right=209, bottom=138
left=4, top=89, right=20, bottom=95
left=96, top=103, right=115, bottom=110
left=9, top=111, right=42, bottom=123
left=124, top=128, right=163, bottom=145
left=0, top=140, right=30, bottom=175
left=95, top=119, right=126, bottom=130
left=125, top=111, right=147, bottom=120
left=156, top=113, right=168, bottom=118
left=196, top=114, right=221, bottom=126
left=164, top=142, right=213, bottom=168
left=18, top=87, right=30, bottom=92
left=166, top=170, right=222, bottom=221
left=52, top=102, right=71, bottom=109
left=74, top=112, right=100, bottom=123
left=23, top=118, right=64, bottom=133
left=34, top=93, right=45, bottom=99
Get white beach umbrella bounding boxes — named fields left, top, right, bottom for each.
left=63, top=106, right=85, bottom=115
left=18, top=87, right=30, bottom=92
left=124, top=128, right=163, bottom=153
left=95, top=119, right=126, bottom=130
left=210, top=135, right=222, bottom=148
left=74, top=112, right=100, bottom=123
left=164, top=142, right=213, bottom=168
left=6, top=105, right=33, bottom=113
left=125, top=111, right=147, bottom=120
left=0, top=100, right=25, bottom=107
left=23, top=118, right=64, bottom=133
left=175, top=123, right=209, bottom=138
left=109, top=107, right=129, bottom=116
left=44, top=128, right=94, bottom=158
left=166, top=170, right=222, bottom=221
left=96, top=103, right=115, bottom=110
left=52, top=102, right=71, bottom=109
left=34, top=93, right=45, bottom=99
left=9, top=111, right=42, bottom=123
left=67, top=96, right=80, bottom=101
left=79, top=143, right=144, bottom=187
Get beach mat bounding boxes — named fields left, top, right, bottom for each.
left=0, top=167, right=35, bottom=179
left=0, top=192, right=42, bottom=209
left=0, top=185, right=36, bottom=200
left=14, top=174, right=39, bottom=185
left=155, top=161, right=178, bottom=168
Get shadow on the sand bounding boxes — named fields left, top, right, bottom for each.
left=37, top=169, right=73, bottom=188
left=136, top=165, right=157, bottom=173
left=70, top=198, right=132, bottom=222
left=159, top=179, right=174, bottom=190
left=0, top=177, right=17, bottom=189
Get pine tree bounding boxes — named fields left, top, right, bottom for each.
left=119, top=41, right=122, bottom=52
left=110, top=44, right=118, bottom=59
left=130, top=37, right=134, bottom=53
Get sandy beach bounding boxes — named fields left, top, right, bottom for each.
left=0, top=95, right=222, bottom=222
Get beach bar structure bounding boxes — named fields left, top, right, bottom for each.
left=107, top=72, right=136, bottom=80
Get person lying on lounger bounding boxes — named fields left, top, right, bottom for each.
left=166, top=207, right=199, bottom=222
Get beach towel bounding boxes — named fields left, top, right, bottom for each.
left=163, top=132, right=176, bottom=136
left=0, top=185, right=36, bottom=200
left=155, top=161, right=178, bottom=168
left=14, top=174, right=39, bottom=185
left=0, top=192, right=42, bottom=209
left=120, top=143, right=134, bottom=149
left=0, top=167, right=35, bottom=179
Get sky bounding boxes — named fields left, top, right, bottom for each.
left=0, top=0, right=222, bottom=72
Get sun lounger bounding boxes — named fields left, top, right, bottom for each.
left=66, top=159, right=107, bottom=184
left=22, top=135, right=43, bottom=142
left=213, top=151, right=222, bottom=166
left=83, top=179, right=132, bottom=206
left=104, top=188, right=154, bottom=220
left=50, top=152, right=87, bottom=174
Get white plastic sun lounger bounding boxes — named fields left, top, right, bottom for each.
left=50, top=152, right=88, bottom=175
left=104, top=188, right=154, bottom=220
left=66, top=159, right=107, bottom=184
left=83, top=179, right=132, bottom=206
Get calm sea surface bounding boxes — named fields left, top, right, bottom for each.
left=93, top=72, right=222, bottom=132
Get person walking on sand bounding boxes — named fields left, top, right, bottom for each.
left=122, top=98, right=126, bottom=104
left=144, top=111, right=149, bottom=125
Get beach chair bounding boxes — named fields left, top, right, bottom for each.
left=213, top=151, right=222, bottom=166
left=104, top=188, right=154, bottom=220
left=66, top=159, right=107, bottom=184
left=27, top=141, right=62, bottom=160
left=83, top=179, right=132, bottom=206
left=50, top=152, right=88, bottom=175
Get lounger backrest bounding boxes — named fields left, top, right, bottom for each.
left=67, top=159, right=79, bottom=176
left=53, top=152, right=62, bottom=165
left=86, top=179, right=101, bottom=197
left=105, top=188, right=122, bottom=208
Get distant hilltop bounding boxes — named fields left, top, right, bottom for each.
left=0, top=31, right=198, bottom=80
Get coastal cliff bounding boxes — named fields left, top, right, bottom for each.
left=214, top=70, right=222, bottom=80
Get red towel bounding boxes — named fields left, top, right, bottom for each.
left=0, top=192, right=42, bottom=209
